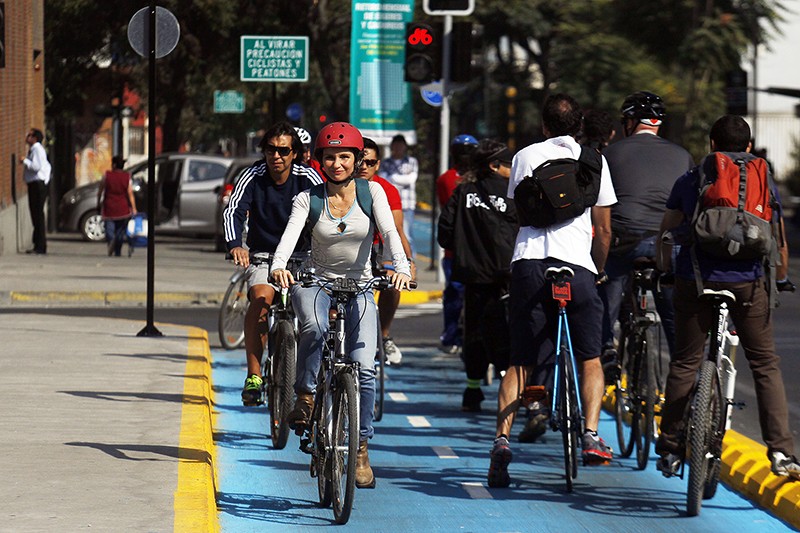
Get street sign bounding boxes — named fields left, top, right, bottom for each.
left=214, top=90, right=245, bottom=114
left=423, top=0, right=474, bottom=16
left=127, top=6, right=180, bottom=59
left=240, top=35, right=309, bottom=82
left=420, top=81, right=443, bottom=107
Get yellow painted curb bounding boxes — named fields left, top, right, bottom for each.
left=602, top=386, right=800, bottom=528
left=174, top=327, right=219, bottom=533
left=9, top=291, right=225, bottom=304
left=401, top=289, right=442, bottom=305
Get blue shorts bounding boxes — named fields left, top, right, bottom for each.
left=508, top=258, right=603, bottom=369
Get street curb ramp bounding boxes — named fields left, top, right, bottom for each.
left=174, top=327, right=219, bottom=533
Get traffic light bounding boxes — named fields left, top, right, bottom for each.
left=423, top=0, right=474, bottom=16
left=404, top=22, right=440, bottom=84
left=725, top=69, right=748, bottom=116
left=449, top=21, right=473, bottom=83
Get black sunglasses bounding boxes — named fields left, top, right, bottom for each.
left=361, top=159, right=379, bottom=167
left=264, top=144, right=293, bottom=157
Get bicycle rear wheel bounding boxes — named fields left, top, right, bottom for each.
left=374, top=320, right=386, bottom=422
left=614, top=328, right=635, bottom=458
left=269, top=320, right=297, bottom=449
left=560, top=345, right=579, bottom=492
left=634, top=329, right=657, bottom=470
left=331, top=371, right=359, bottom=524
left=218, top=274, right=247, bottom=350
left=687, top=360, right=718, bottom=516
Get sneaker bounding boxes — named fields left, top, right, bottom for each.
left=518, top=410, right=549, bottom=443
left=656, top=453, right=682, bottom=478
left=383, top=337, right=403, bottom=365
left=241, top=374, right=264, bottom=406
left=488, top=437, right=512, bottom=488
left=461, top=387, right=485, bottom=412
left=770, top=451, right=800, bottom=479
left=438, top=343, right=460, bottom=355
left=582, top=431, right=613, bottom=464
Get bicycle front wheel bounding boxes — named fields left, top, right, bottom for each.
left=331, top=371, right=359, bottom=524
left=218, top=274, right=248, bottom=350
left=269, top=320, right=297, bottom=449
left=314, top=388, right=332, bottom=508
left=687, top=360, right=719, bottom=516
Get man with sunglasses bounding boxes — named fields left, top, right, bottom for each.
left=223, top=121, right=324, bottom=406
left=358, top=137, right=416, bottom=365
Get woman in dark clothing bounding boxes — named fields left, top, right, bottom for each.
left=97, top=155, right=137, bottom=256
left=437, top=139, right=518, bottom=412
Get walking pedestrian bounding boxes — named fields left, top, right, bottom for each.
left=97, top=155, right=137, bottom=257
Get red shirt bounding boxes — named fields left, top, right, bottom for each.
left=437, top=167, right=461, bottom=208
left=371, top=175, right=402, bottom=245
left=101, top=170, right=133, bottom=220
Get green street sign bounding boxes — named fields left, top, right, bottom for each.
left=240, top=35, right=309, bottom=82
left=213, top=90, right=245, bottom=114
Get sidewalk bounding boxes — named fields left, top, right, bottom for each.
left=0, top=234, right=442, bottom=532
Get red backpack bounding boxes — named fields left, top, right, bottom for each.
left=691, top=152, right=776, bottom=260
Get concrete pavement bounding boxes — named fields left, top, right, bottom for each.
left=0, top=233, right=442, bottom=532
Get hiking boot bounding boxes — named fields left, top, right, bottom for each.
left=518, top=410, right=549, bottom=443
left=287, top=393, right=314, bottom=429
left=770, top=451, right=800, bottom=479
left=356, top=440, right=376, bottom=488
left=461, top=387, right=484, bottom=412
left=582, top=431, right=613, bottom=465
left=488, top=437, right=512, bottom=488
left=656, top=453, right=682, bottom=478
left=383, top=337, right=403, bottom=365
left=241, top=374, right=264, bottom=406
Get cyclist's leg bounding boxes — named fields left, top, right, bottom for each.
left=727, top=279, right=795, bottom=461
left=287, top=284, right=329, bottom=426
left=440, top=256, right=464, bottom=350
left=638, top=235, right=677, bottom=356
left=241, top=265, right=275, bottom=404
left=346, top=291, right=379, bottom=442
left=656, top=278, right=711, bottom=456
left=599, top=252, right=631, bottom=350
left=377, top=286, right=403, bottom=364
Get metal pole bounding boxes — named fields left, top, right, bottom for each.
left=430, top=15, right=452, bottom=280
left=138, top=1, right=162, bottom=337
left=752, top=42, right=758, bottom=142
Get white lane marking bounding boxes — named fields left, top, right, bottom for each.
left=407, top=416, right=431, bottom=427
left=462, top=482, right=493, bottom=499
left=388, top=392, right=408, bottom=402
left=432, top=446, right=458, bottom=459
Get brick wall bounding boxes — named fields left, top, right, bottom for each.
left=0, top=1, right=46, bottom=254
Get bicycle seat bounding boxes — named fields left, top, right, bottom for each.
left=251, top=252, right=271, bottom=265
left=545, top=266, right=575, bottom=281
left=699, top=288, right=736, bottom=305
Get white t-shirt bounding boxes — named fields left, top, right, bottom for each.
left=507, top=135, right=617, bottom=273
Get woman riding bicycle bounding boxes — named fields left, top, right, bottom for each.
left=271, top=122, right=412, bottom=489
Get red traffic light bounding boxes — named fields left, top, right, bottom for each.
left=408, top=27, right=433, bottom=47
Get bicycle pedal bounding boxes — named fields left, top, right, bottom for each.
left=299, top=437, right=313, bottom=455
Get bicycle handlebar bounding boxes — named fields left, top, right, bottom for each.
left=298, top=271, right=416, bottom=294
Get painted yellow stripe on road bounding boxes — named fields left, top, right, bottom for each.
left=174, top=327, right=219, bottom=533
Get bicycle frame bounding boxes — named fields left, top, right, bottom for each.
left=551, top=296, right=583, bottom=425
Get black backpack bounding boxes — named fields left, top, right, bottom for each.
left=514, top=146, right=602, bottom=228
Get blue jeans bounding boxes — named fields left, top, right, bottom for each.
left=105, top=218, right=130, bottom=257
left=291, top=283, right=377, bottom=441
left=599, top=235, right=676, bottom=355
left=440, top=256, right=464, bottom=347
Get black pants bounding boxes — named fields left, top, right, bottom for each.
left=27, top=181, right=47, bottom=253
left=463, top=283, right=510, bottom=381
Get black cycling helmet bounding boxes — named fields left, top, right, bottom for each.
left=620, top=91, right=666, bottom=122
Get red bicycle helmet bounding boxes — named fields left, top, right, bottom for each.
left=314, top=122, right=364, bottom=162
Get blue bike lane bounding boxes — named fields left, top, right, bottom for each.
left=211, top=344, right=795, bottom=532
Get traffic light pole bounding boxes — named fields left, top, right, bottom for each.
left=432, top=15, right=453, bottom=281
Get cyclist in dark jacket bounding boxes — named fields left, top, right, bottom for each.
left=438, top=139, right=518, bottom=412
left=223, top=121, right=323, bottom=406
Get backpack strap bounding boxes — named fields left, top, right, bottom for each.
left=306, top=182, right=326, bottom=230
left=354, top=178, right=374, bottom=224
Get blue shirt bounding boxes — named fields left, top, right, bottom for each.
left=223, top=161, right=323, bottom=253
left=666, top=156, right=780, bottom=282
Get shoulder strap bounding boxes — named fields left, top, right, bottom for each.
left=307, top=182, right=326, bottom=229
left=355, top=178, right=374, bottom=223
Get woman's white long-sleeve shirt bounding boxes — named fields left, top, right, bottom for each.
left=271, top=180, right=411, bottom=280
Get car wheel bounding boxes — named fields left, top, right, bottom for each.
left=80, top=211, right=106, bottom=242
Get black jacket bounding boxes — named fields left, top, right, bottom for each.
left=437, top=175, right=518, bottom=284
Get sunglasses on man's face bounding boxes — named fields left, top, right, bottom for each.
left=264, top=144, right=293, bottom=157
left=360, top=159, right=379, bottom=168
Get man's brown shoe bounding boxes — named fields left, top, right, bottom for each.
left=355, top=440, right=376, bottom=488
left=287, top=393, right=314, bottom=429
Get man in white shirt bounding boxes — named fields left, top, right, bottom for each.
left=488, top=94, right=617, bottom=488
left=381, top=134, right=419, bottom=257
left=20, top=128, right=52, bottom=255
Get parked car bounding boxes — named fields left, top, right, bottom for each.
left=58, top=153, right=233, bottom=241
left=214, top=157, right=260, bottom=252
